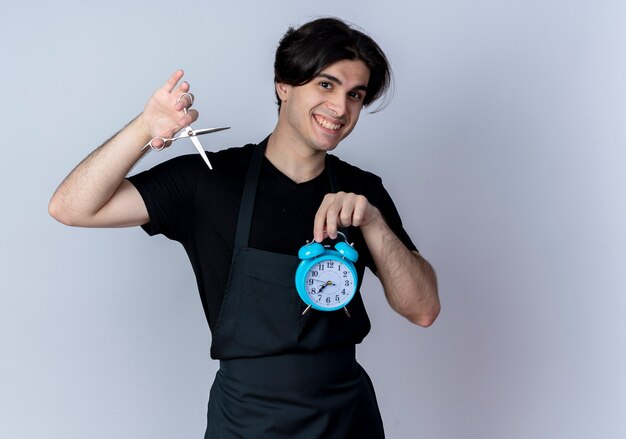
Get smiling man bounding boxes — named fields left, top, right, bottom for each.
left=49, top=17, right=440, bottom=438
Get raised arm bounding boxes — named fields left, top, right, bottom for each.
left=48, top=70, right=198, bottom=228
left=314, top=192, right=440, bottom=327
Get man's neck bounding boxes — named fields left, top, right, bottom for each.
left=265, top=128, right=327, bottom=184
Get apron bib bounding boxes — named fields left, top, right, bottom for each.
left=205, top=141, right=384, bottom=438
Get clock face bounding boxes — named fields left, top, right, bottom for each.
left=303, top=256, right=356, bottom=310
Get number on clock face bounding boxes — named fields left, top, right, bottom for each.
left=304, top=260, right=355, bottom=309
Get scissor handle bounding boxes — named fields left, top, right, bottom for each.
left=142, top=136, right=173, bottom=151
left=141, top=126, right=194, bottom=151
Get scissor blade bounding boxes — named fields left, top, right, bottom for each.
left=189, top=134, right=213, bottom=170
left=191, top=127, right=231, bottom=136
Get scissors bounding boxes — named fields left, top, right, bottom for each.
left=141, top=93, right=230, bottom=170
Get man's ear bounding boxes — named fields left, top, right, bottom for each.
left=275, top=82, right=290, bottom=102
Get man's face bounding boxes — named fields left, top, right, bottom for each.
left=276, top=59, right=370, bottom=154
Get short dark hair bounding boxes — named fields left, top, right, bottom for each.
left=274, top=17, right=392, bottom=112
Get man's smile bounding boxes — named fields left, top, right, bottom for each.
left=314, top=114, right=343, bottom=131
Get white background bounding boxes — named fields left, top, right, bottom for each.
left=1, top=0, right=625, bottom=438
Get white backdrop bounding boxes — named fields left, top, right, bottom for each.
left=2, top=0, right=625, bottom=438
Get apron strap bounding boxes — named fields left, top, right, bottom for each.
left=233, top=137, right=346, bottom=248
left=234, top=138, right=267, bottom=248
left=326, top=154, right=339, bottom=193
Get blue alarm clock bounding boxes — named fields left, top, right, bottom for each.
left=295, top=231, right=359, bottom=313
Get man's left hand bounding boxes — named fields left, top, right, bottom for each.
left=313, top=192, right=380, bottom=242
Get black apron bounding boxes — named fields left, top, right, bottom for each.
left=205, top=141, right=385, bottom=438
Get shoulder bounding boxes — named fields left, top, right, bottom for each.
left=129, top=142, right=259, bottom=190
left=326, top=154, right=397, bottom=212
left=210, top=142, right=256, bottom=166
left=159, top=142, right=257, bottom=176
left=155, top=141, right=257, bottom=166
left=327, top=154, right=383, bottom=189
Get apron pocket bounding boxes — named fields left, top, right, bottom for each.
left=234, top=275, right=302, bottom=355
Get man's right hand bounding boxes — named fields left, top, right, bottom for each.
left=140, top=70, right=199, bottom=149
left=49, top=69, right=198, bottom=228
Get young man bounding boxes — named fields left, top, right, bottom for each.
left=49, top=17, right=439, bottom=438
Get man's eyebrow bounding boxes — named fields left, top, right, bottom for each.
left=316, top=73, right=368, bottom=92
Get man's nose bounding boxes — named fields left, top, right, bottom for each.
left=326, top=93, right=347, bottom=117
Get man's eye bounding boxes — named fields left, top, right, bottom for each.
left=349, top=91, right=363, bottom=100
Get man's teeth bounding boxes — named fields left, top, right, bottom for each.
left=315, top=116, right=341, bottom=130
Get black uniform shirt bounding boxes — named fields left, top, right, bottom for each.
left=128, top=142, right=416, bottom=332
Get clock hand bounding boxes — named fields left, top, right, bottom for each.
left=318, top=280, right=334, bottom=293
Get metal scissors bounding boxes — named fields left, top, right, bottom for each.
left=141, top=93, right=229, bottom=170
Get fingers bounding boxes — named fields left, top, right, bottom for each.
left=178, top=108, right=199, bottom=127
left=175, top=90, right=195, bottom=112
left=146, top=70, right=201, bottom=143
left=162, top=71, right=194, bottom=108
left=164, top=69, right=185, bottom=92
left=313, top=192, right=371, bottom=242
left=176, top=91, right=194, bottom=105
left=313, top=198, right=334, bottom=243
